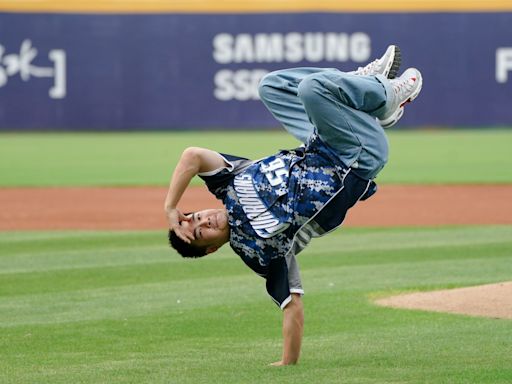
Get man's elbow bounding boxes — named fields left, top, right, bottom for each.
left=181, top=147, right=202, bottom=162
left=179, top=147, right=203, bottom=171
left=285, top=293, right=304, bottom=314
left=284, top=294, right=305, bottom=331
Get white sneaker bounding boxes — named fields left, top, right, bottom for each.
left=352, top=45, right=401, bottom=79
left=378, top=68, right=423, bottom=129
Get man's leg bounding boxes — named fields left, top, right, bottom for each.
left=298, top=71, right=393, bottom=122
left=297, top=71, right=392, bottom=173
left=258, top=67, right=335, bottom=143
left=258, top=45, right=401, bottom=143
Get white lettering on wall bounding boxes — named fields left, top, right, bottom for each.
left=212, top=32, right=371, bottom=101
left=496, top=47, right=512, bottom=83
left=214, top=69, right=268, bottom=101
left=0, top=39, right=67, bottom=99
left=213, top=32, right=370, bottom=64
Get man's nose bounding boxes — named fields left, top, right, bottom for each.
left=199, top=216, right=211, bottom=227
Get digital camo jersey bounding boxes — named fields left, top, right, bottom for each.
left=199, top=132, right=375, bottom=308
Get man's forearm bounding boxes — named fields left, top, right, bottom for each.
left=280, top=293, right=304, bottom=365
left=164, top=148, right=201, bottom=211
left=164, top=147, right=228, bottom=212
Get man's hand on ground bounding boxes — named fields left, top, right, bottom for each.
left=270, top=360, right=297, bottom=367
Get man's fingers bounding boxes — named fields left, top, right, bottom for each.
left=168, top=209, right=194, bottom=243
left=176, top=231, right=191, bottom=244
left=174, top=228, right=194, bottom=244
left=179, top=212, right=192, bottom=221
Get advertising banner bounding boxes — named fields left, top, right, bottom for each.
left=0, top=12, right=511, bottom=130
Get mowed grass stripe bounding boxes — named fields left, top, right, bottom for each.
left=1, top=251, right=509, bottom=327
left=1, top=327, right=511, bottom=380
left=1, top=227, right=512, bottom=298
left=2, top=226, right=512, bottom=273
left=2, top=240, right=511, bottom=297
left=0, top=274, right=266, bottom=327
left=1, top=130, right=511, bottom=186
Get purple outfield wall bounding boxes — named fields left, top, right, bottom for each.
left=0, top=12, right=511, bottom=130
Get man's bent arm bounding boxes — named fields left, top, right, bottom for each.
left=164, top=147, right=227, bottom=241
left=164, top=147, right=227, bottom=211
left=272, top=293, right=304, bottom=366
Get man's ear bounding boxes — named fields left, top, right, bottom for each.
left=206, top=246, right=219, bottom=254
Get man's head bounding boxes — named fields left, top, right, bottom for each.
left=168, top=209, right=230, bottom=258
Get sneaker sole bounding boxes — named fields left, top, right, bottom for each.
left=387, top=46, right=401, bottom=79
left=380, top=108, right=403, bottom=129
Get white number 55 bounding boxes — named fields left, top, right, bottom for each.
left=261, top=158, right=288, bottom=186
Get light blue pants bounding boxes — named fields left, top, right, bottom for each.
left=258, top=68, right=393, bottom=180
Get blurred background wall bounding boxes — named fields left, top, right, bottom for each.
left=0, top=1, right=511, bottom=130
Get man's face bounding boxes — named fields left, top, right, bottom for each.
left=180, top=209, right=230, bottom=252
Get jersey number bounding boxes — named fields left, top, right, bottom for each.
left=261, top=158, right=288, bottom=186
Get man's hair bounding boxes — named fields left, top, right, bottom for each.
left=168, top=229, right=208, bottom=258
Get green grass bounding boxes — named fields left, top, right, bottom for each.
left=0, top=131, right=299, bottom=187
left=1, top=226, right=511, bottom=383
left=1, top=129, right=511, bottom=186
left=1, top=128, right=511, bottom=382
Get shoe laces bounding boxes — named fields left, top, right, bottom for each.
left=355, top=58, right=380, bottom=75
left=392, top=76, right=416, bottom=97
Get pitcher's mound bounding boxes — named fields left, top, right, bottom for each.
left=375, top=282, right=512, bottom=319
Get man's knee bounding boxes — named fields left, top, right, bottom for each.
left=297, top=74, right=325, bottom=107
left=258, top=72, right=281, bottom=102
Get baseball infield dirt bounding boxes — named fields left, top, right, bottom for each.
left=1, top=184, right=512, bottom=230
left=1, top=184, right=511, bottom=319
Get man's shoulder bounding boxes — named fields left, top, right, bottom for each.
left=198, top=153, right=254, bottom=198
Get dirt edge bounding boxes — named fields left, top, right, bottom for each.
left=375, top=282, right=512, bottom=320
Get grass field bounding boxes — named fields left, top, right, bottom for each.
left=1, top=129, right=511, bottom=186
left=1, top=227, right=511, bottom=383
left=1, top=129, right=511, bottom=383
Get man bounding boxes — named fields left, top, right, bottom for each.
left=164, top=45, right=422, bottom=366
